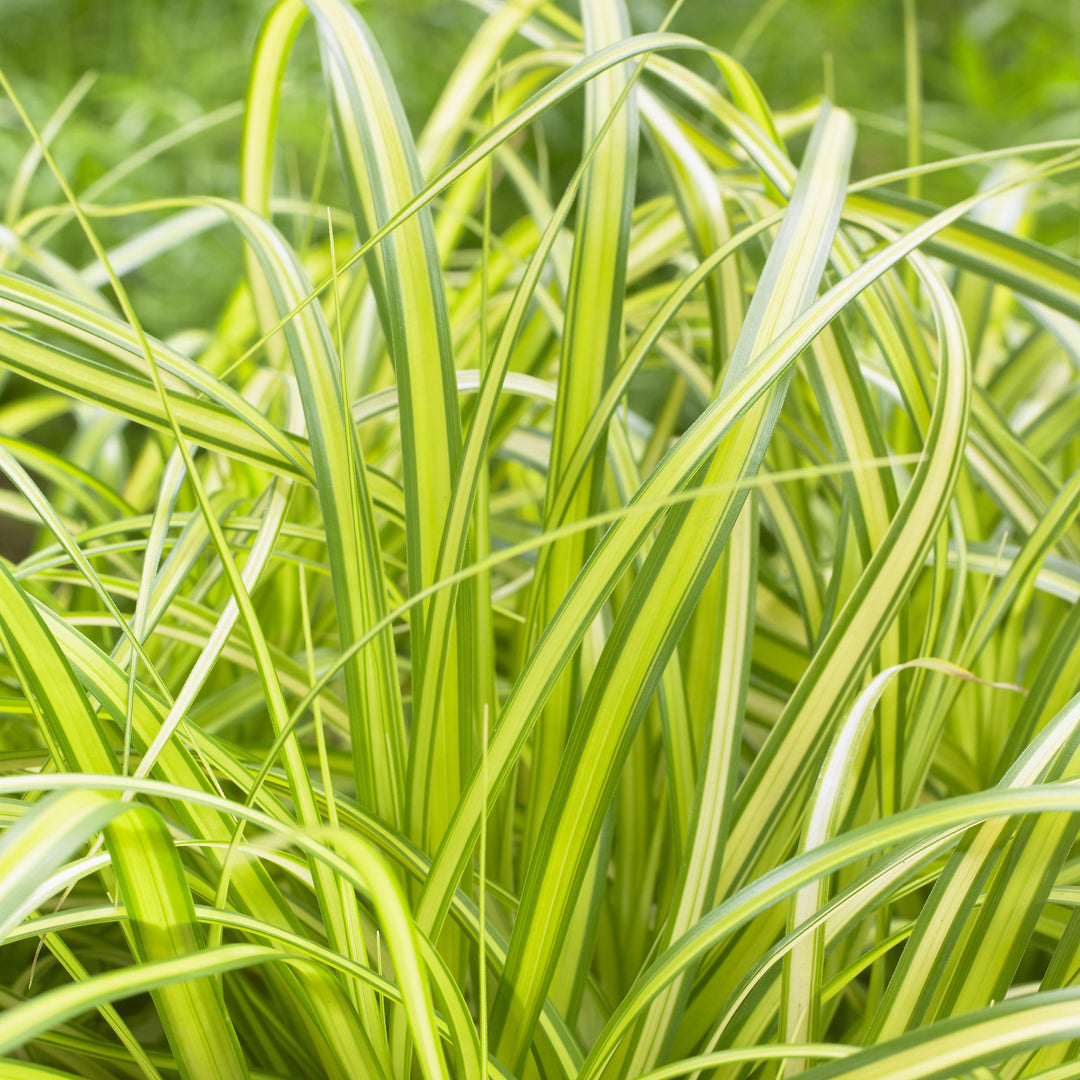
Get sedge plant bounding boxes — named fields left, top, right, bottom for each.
left=3, top=2, right=1080, bottom=1079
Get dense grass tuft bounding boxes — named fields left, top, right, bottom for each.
left=3, top=3, right=1080, bottom=1079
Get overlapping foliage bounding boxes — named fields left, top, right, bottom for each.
left=3, top=2, right=1080, bottom=1078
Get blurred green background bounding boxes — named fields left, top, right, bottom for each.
left=1, top=0, right=1078, bottom=336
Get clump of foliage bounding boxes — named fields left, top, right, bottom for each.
left=3, top=2, right=1080, bottom=1079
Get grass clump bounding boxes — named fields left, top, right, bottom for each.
left=2, top=2, right=1080, bottom=1079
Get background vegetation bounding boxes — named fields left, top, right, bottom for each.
left=3, top=0, right=1078, bottom=337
